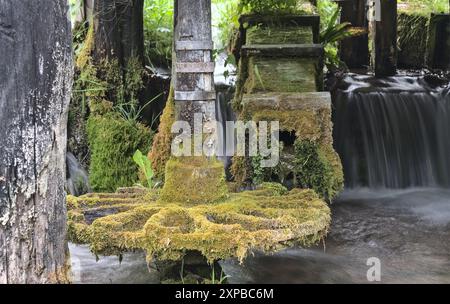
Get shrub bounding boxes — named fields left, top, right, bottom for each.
left=87, top=113, right=153, bottom=192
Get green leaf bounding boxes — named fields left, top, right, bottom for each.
left=133, top=149, right=154, bottom=188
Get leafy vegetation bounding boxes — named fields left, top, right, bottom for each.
left=115, top=93, right=162, bottom=127
left=317, top=0, right=352, bottom=69
left=143, top=0, right=174, bottom=67
left=212, top=0, right=240, bottom=50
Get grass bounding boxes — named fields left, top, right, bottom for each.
left=398, top=0, right=449, bottom=15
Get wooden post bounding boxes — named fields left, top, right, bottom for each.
left=93, top=0, right=145, bottom=66
left=338, top=0, right=369, bottom=68
left=84, top=0, right=95, bottom=23
left=0, top=0, right=72, bottom=283
left=370, top=0, right=397, bottom=77
left=174, top=0, right=216, bottom=155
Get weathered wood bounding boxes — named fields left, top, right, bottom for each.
left=175, top=90, right=216, bottom=101
left=176, top=62, right=215, bottom=73
left=239, top=14, right=321, bottom=43
left=0, top=0, right=72, bottom=283
left=234, top=14, right=320, bottom=63
left=176, top=40, right=214, bottom=51
left=93, top=0, right=144, bottom=65
left=242, top=92, right=331, bottom=111
left=174, top=0, right=216, bottom=129
left=370, top=0, right=397, bottom=77
left=73, top=0, right=94, bottom=25
left=242, top=44, right=324, bottom=58
left=337, top=0, right=369, bottom=68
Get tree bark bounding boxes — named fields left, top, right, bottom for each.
left=0, top=0, right=73, bottom=283
left=73, top=0, right=94, bottom=25
left=93, top=0, right=144, bottom=66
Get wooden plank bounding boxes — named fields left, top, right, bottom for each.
left=176, top=40, right=214, bottom=50
left=176, top=62, right=215, bottom=73
left=175, top=90, right=216, bottom=101
left=239, top=14, right=320, bottom=43
left=242, top=44, right=323, bottom=58
left=242, top=92, right=331, bottom=111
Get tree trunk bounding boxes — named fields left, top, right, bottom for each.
left=0, top=0, right=73, bottom=283
left=93, top=0, right=144, bottom=66
left=370, top=0, right=397, bottom=77
left=84, top=0, right=95, bottom=23
left=338, top=0, right=369, bottom=68
left=73, top=0, right=95, bottom=25
left=174, top=0, right=216, bottom=155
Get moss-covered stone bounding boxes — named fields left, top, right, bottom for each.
left=293, top=140, right=343, bottom=201
left=160, top=157, right=229, bottom=205
left=86, top=112, right=153, bottom=192
left=148, top=87, right=175, bottom=181
left=232, top=92, right=344, bottom=200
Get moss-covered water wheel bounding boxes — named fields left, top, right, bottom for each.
left=68, top=158, right=331, bottom=283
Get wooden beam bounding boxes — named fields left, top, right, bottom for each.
left=241, top=44, right=324, bottom=58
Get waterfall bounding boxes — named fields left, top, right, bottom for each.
left=66, top=152, right=91, bottom=196
left=215, top=84, right=236, bottom=173
left=333, top=74, right=450, bottom=189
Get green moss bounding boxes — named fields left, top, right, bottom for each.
left=232, top=56, right=250, bottom=112
left=86, top=112, right=153, bottom=192
left=293, top=140, right=343, bottom=201
left=69, top=20, right=146, bottom=171
left=250, top=109, right=326, bottom=142
left=76, top=24, right=95, bottom=70
left=148, top=87, right=175, bottom=181
left=69, top=47, right=108, bottom=166
left=230, top=155, right=253, bottom=186
left=246, top=25, right=313, bottom=45
left=160, top=157, right=229, bottom=205
left=67, top=183, right=330, bottom=264
left=240, top=0, right=316, bottom=15
left=245, top=57, right=319, bottom=93
left=234, top=96, right=343, bottom=200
